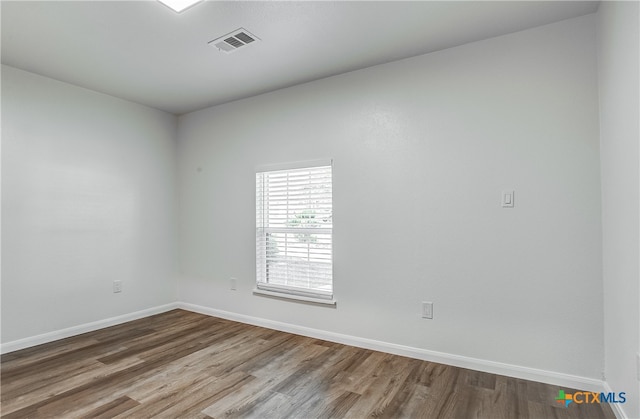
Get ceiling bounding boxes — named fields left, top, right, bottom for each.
left=1, top=1, right=599, bottom=115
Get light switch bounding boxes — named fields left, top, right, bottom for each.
left=502, top=190, right=514, bottom=208
left=422, top=302, right=433, bottom=319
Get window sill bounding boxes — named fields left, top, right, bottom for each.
left=253, top=288, right=337, bottom=306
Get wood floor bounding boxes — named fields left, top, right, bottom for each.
left=1, top=309, right=615, bottom=419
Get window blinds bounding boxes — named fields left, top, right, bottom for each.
left=256, top=162, right=333, bottom=300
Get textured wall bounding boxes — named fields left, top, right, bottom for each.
left=177, top=15, right=603, bottom=379
left=597, top=1, right=640, bottom=417
left=1, top=66, right=178, bottom=343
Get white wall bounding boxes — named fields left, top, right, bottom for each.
left=597, top=2, right=640, bottom=417
left=177, top=15, right=604, bottom=380
left=1, top=66, right=178, bottom=343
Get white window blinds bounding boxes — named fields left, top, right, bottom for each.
left=256, top=161, right=333, bottom=300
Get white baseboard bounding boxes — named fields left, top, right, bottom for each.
left=0, top=300, right=609, bottom=399
left=178, top=302, right=606, bottom=394
left=603, top=381, right=630, bottom=419
left=0, top=302, right=179, bottom=354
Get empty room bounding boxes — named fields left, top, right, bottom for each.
left=1, top=1, right=638, bottom=418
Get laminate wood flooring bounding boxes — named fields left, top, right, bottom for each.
left=1, top=309, right=616, bottom=418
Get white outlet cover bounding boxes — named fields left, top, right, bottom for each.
left=502, top=190, right=515, bottom=208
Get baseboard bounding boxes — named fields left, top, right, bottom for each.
left=0, top=300, right=609, bottom=398
left=603, top=381, right=630, bottom=419
left=179, top=302, right=606, bottom=394
left=0, top=302, right=180, bottom=354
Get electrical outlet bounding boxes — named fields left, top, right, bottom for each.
left=230, top=277, right=237, bottom=291
left=422, top=301, right=433, bottom=319
left=502, top=190, right=515, bottom=208
left=113, top=280, right=122, bottom=293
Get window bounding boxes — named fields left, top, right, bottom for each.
left=255, top=160, right=333, bottom=303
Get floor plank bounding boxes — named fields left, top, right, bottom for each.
left=1, top=309, right=616, bottom=419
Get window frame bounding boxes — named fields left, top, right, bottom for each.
left=254, top=159, right=335, bottom=305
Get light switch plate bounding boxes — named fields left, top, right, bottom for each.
left=422, top=301, right=433, bottom=319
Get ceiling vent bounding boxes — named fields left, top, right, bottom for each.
left=208, top=28, right=260, bottom=54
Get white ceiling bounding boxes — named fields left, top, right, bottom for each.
left=1, top=1, right=599, bottom=115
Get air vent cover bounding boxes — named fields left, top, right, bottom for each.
left=209, top=28, right=260, bottom=54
